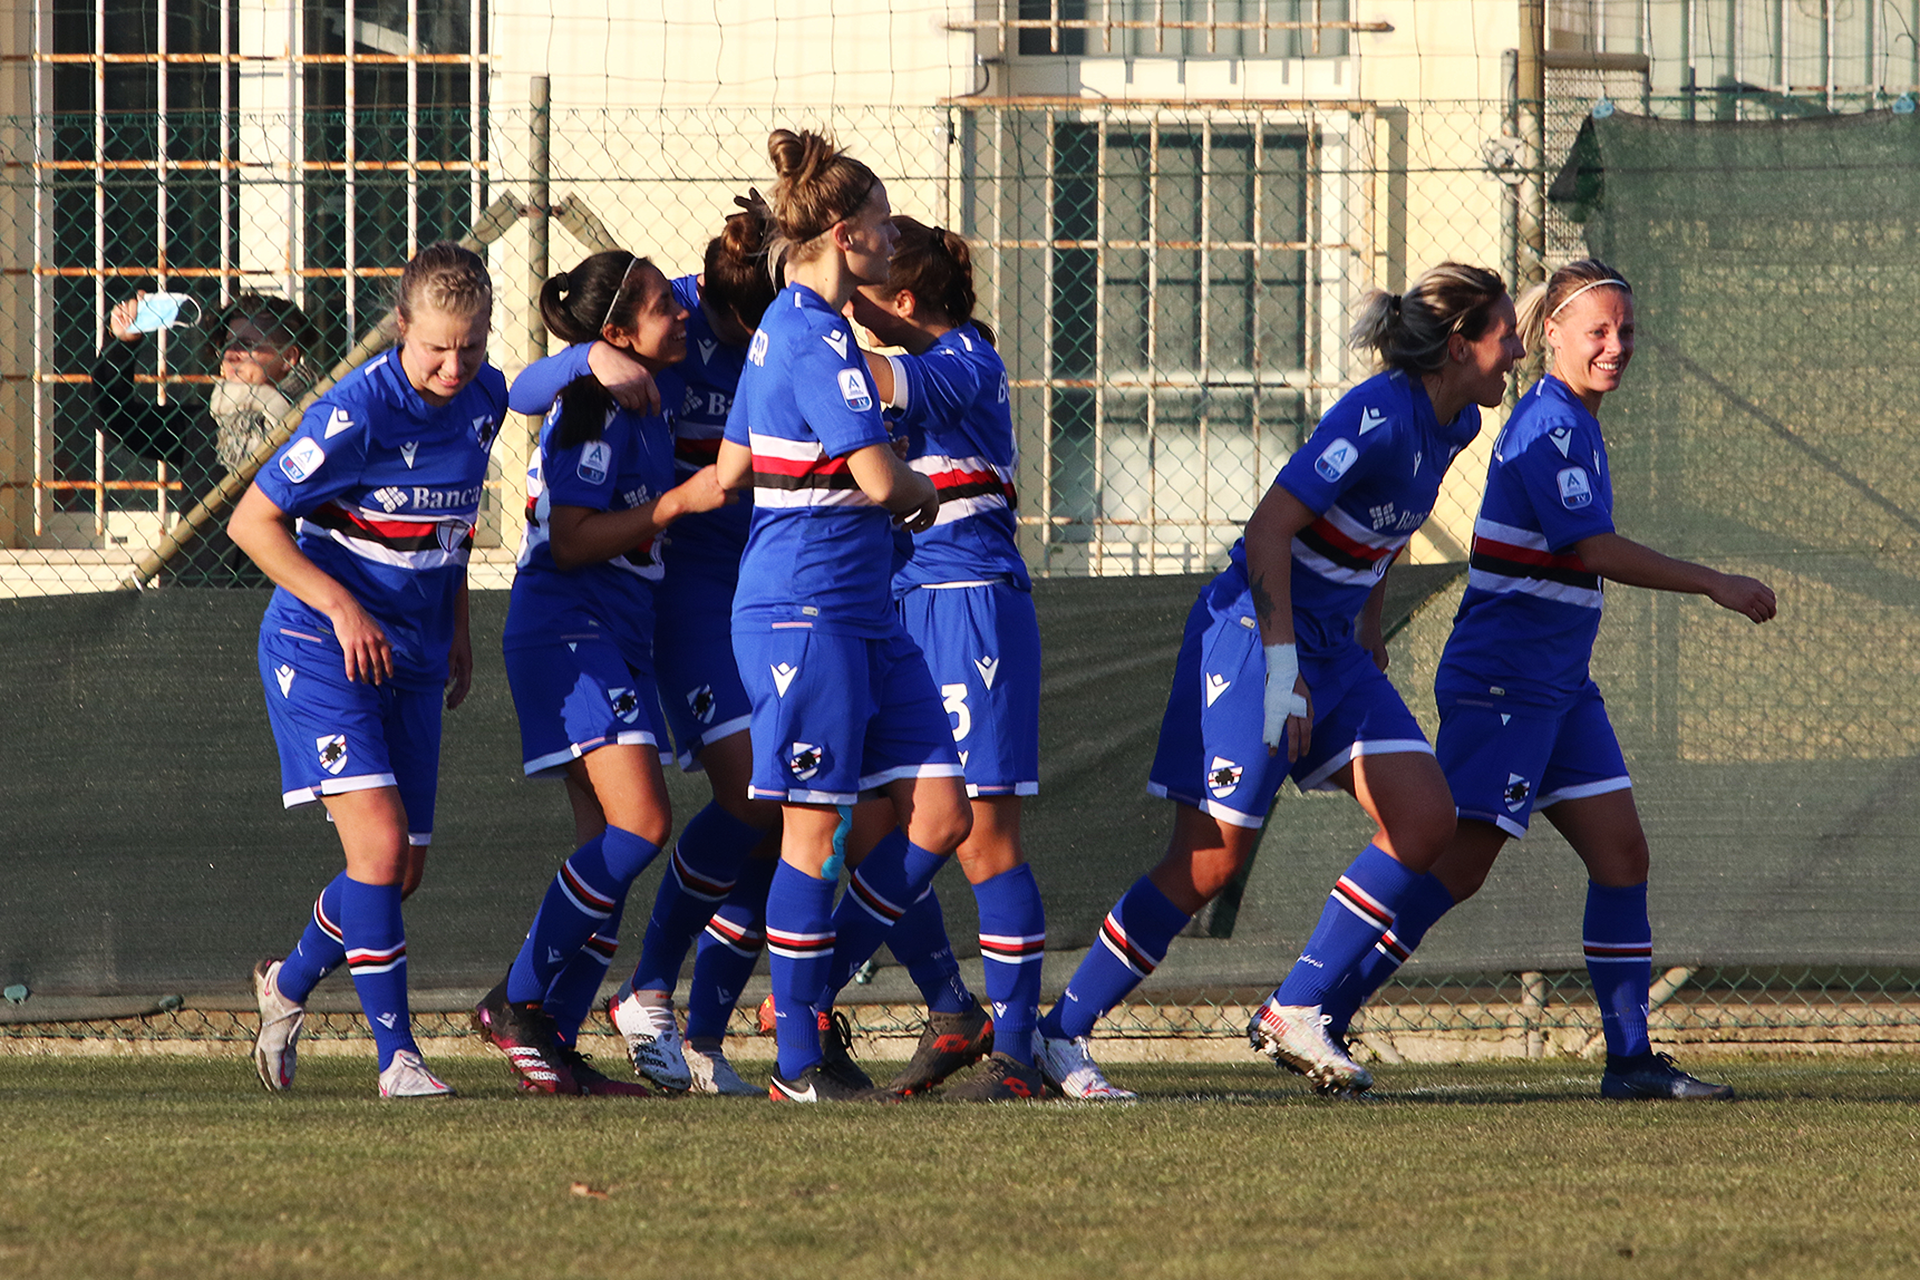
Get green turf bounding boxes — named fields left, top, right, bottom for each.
left=2, top=1054, right=1918, bottom=1279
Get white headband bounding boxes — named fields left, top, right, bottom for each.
left=1549, top=278, right=1630, bottom=318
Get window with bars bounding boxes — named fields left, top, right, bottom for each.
left=963, top=106, right=1371, bottom=577
left=1006, top=0, right=1358, bottom=59
left=12, top=0, right=487, bottom=567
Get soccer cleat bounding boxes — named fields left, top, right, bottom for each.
left=1248, top=1000, right=1373, bottom=1092
left=685, top=1044, right=761, bottom=1097
left=378, top=1049, right=455, bottom=1100
left=1031, top=1029, right=1137, bottom=1102
left=886, top=1000, right=995, bottom=1097
left=1600, top=1052, right=1735, bottom=1101
left=249, top=957, right=305, bottom=1093
left=607, top=990, right=693, bottom=1091
left=471, top=980, right=580, bottom=1095
left=768, top=1062, right=902, bottom=1104
left=942, top=1052, right=1047, bottom=1103
left=818, top=1008, right=874, bottom=1090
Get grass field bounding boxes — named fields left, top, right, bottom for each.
left=4, top=1052, right=1919, bottom=1279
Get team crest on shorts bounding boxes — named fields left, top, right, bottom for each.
left=1503, top=773, right=1533, bottom=812
left=687, top=684, right=716, bottom=724
left=608, top=687, right=641, bottom=724
left=316, top=734, right=349, bottom=775
left=788, top=742, right=827, bottom=782
left=1207, top=755, right=1244, bottom=799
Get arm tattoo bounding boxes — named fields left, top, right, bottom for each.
left=1249, top=572, right=1278, bottom=629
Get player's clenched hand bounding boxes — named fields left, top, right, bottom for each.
left=588, top=340, right=661, bottom=414
left=329, top=597, right=394, bottom=685
left=1708, top=573, right=1777, bottom=624
left=672, top=465, right=732, bottom=517
left=1262, top=643, right=1312, bottom=761
left=896, top=488, right=941, bottom=534
left=445, top=631, right=473, bottom=710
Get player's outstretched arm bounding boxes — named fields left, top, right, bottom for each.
left=1573, top=531, right=1777, bottom=623
left=543, top=465, right=731, bottom=571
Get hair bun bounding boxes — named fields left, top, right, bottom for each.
left=553, top=270, right=573, bottom=295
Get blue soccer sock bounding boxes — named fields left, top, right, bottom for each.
left=1585, top=880, right=1654, bottom=1059
left=1322, top=873, right=1456, bottom=1042
left=975, top=862, right=1046, bottom=1067
left=1274, top=843, right=1422, bottom=1009
left=626, top=802, right=763, bottom=996
left=340, top=876, right=416, bottom=1070
left=542, top=893, right=624, bottom=1048
left=886, top=888, right=974, bottom=1015
left=765, top=859, right=836, bottom=1078
left=686, top=856, right=778, bottom=1045
left=505, top=826, right=660, bottom=1004
left=824, top=830, right=949, bottom=998
left=1039, top=875, right=1190, bottom=1042
left=275, top=872, right=348, bottom=1004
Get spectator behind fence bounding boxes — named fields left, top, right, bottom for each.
left=94, top=291, right=316, bottom=585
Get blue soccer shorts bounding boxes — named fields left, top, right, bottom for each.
left=1147, top=574, right=1431, bottom=829
left=259, top=624, right=441, bottom=845
left=654, top=569, right=753, bottom=771
left=1436, top=681, right=1631, bottom=837
left=897, top=581, right=1041, bottom=798
left=504, top=636, right=669, bottom=778
left=733, top=624, right=965, bottom=806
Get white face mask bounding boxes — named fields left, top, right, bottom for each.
left=209, top=380, right=295, bottom=474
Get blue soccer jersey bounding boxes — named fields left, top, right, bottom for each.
left=1436, top=374, right=1617, bottom=711
left=1231, top=368, right=1482, bottom=655
left=502, top=364, right=682, bottom=661
left=663, top=273, right=754, bottom=581
left=254, top=349, right=506, bottom=689
left=883, top=323, right=1030, bottom=593
left=725, top=283, right=895, bottom=637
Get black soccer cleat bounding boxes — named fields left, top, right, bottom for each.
left=769, top=1062, right=902, bottom=1104
left=818, top=1008, right=875, bottom=1091
left=1600, top=1051, right=1735, bottom=1101
left=471, top=979, right=581, bottom=1096
left=886, top=1000, right=995, bottom=1096
left=941, top=1051, right=1046, bottom=1103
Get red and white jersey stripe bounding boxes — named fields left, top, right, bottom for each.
left=1466, top=516, right=1604, bottom=611
left=909, top=451, right=1017, bottom=528
left=299, top=499, right=473, bottom=572
left=1291, top=503, right=1408, bottom=587
left=748, top=432, right=878, bottom=511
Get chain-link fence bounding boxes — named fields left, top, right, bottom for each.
left=6, top=91, right=1920, bottom=1057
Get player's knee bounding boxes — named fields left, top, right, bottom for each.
left=1388, top=806, right=1457, bottom=868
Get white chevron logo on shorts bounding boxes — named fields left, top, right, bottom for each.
left=567, top=642, right=577, bottom=652
left=975, top=655, right=998, bottom=689
left=771, top=662, right=799, bottom=696
left=959, top=750, right=970, bottom=768
left=1205, top=673, right=1231, bottom=706
left=1501, top=714, right=1512, bottom=725
left=275, top=664, right=296, bottom=697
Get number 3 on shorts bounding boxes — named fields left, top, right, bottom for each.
left=941, top=682, right=972, bottom=743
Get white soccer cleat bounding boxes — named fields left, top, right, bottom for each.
left=1248, top=999, right=1373, bottom=1092
left=250, top=957, right=305, bottom=1093
left=684, top=1044, right=762, bottom=1097
left=378, top=1049, right=456, bottom=1100
left=608, top=990, right=693, bottom=1091
left=1031, top=1029, right=1137, bottom=1103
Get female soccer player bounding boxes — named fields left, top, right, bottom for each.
left=470, top=248, right=729, bottom=1096
left=508, top=198, right=783, bottom=1097
left=1307, top=259, right=1775, bottom=1099
left=810, top=216, right=1047, bottom=1102
left=717, top=128, right=972, bottom=1102
left=1031, top=263, right=1524, bottom=1100
left=234, top=241, right=504, bottom=1099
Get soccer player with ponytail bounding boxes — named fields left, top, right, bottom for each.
left=468, top=247, right=728, bottom=1096
left=718, top=129, right=972, bottom=1102
left=235, top=242, right=504, bottom=1099
left=1031, top=263, right=1524, bottom=1100
left=1311, top=259, right=1775, bottom=1100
